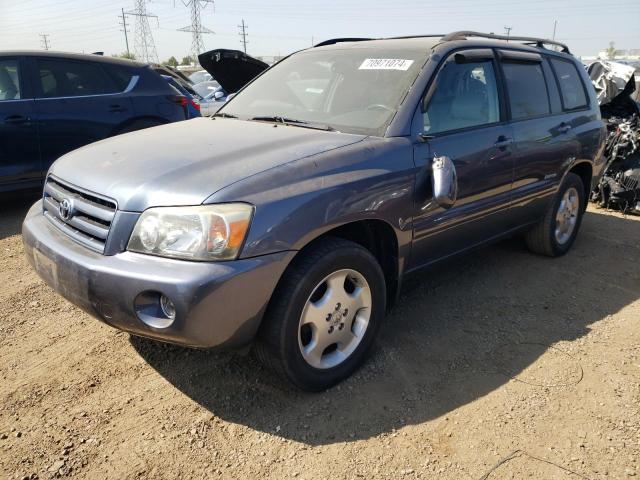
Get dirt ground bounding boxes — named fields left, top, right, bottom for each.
left=0, top=194, right=639, bottom=480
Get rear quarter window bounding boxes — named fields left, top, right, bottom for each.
left=550, top=58, right=588, bottom=110
left=501, top=62, right=550, bottom=120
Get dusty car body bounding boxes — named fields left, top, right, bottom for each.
left=23, top=32, right=606, bottom=390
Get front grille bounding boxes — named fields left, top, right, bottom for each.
left=43, top=177, right=117, bottom=253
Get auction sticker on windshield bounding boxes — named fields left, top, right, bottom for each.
left=359, top=58, right=414, bottom=70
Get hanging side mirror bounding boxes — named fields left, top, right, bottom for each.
left=431, top=155, right=458, bottom=209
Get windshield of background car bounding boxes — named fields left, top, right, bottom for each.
left=220, top=47, right=427, bottom=136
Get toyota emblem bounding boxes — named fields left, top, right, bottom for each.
left=59, top=198, right=73, bottom=221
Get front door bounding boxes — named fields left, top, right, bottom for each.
left=0, top=57, right=40, bottom=190
left=409, top=49, right=514, bottom=269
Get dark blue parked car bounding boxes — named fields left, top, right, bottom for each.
left=0, top=51, right=189, bottom=192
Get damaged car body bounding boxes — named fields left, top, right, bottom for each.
left=588, top=60, right=640, bottom=213
left=23, top=32, right=606, bottom=391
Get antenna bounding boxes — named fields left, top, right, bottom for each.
left=178, top=0, right=215, bottom=65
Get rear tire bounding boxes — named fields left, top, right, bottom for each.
left=254, top=237, right=386, bottom=391
left=525, top=172, right=585, bottom=257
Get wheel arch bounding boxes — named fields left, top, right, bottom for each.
left=281, top=219, right=402, bottom=310
left=566, top=161, right=593, bottom=211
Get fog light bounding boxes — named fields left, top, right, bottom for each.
left=160, top=295, right=176, bottom=320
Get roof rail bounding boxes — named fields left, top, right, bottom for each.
left=441, top=31, right=570, bottom=54
left=387, top=34, right=445, bottom=40
left=314, top=38, right=373, bottom=47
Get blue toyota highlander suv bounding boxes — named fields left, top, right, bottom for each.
left=23, top=32, right=607, bottom=391
left=0, top=51, right=189, bottom=192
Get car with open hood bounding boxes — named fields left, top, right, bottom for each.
left=195, top=49, right=269, bottom=115
left=23, top=32, right=606, bottom=391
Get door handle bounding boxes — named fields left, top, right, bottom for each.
left=108, top=105, right=126, bottom=113
left=558, top=123, right=572, bottom=134
left=494, top=136, right=513, bottom=148
left=4, top=115, right=30, bottom=125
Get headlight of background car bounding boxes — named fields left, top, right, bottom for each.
left=127, top=204, right=253, bottom=261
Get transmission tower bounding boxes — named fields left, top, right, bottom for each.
left=130, top=0, right=159, bottom=63
left=178, top=0, right=214, bottom=65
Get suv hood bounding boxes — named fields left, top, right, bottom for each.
left=49, top=117, right=366, bottom=212
left=197, top=49, right=269, bottom=93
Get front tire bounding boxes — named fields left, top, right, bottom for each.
left=525, top=172, right=585, bottom=257
left=255, top=237, right=386, bottom=391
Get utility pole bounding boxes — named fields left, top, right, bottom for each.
left=504, top=26, right=512, bottom=39
left=178, top=0, right=215, bottom=66
left=238, top=19, right=248, bottom=53
left=552, top=20, right=558, bottom=41
left=39, top=34, right=50, bottom=50
left=119, top=8, right=131, bottom=57
left=128, top=0, right=159, bottom=63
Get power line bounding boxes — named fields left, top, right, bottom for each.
left=177, top=0, right=215, bottom=65
left=39, top=33, right=50, bottom=50
left=128, top=0, right=159, bottom=63
left=238, top=19, right=248, bottom=53
left=504, top=26, right=512, bottom=39
left=119, top=8, right=131, bottom=57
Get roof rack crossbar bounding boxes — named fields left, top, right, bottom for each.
left=441, top=31, right=570, bottom=53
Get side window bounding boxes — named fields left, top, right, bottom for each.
left=550, top=58, right=588, bottom=110
left=36, top=59, right=117, bottom=98
left=0, top=59, right=21, bottom=101
left=423, top=59, right=500, bottom=135
left=502, top=62, right=550, bottom=119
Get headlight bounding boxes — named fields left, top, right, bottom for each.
left=127, top=204, right=253, bottom=261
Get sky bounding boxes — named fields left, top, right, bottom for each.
left=0, top=0, right=639, bottom=61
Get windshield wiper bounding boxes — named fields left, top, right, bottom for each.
left=250, top=115, right=336, bottom=132
left=213, top=112, right=238, bottom=119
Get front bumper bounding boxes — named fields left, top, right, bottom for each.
left=22, top=200, right=294, bottom=348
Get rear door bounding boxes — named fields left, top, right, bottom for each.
left=32, top=57, right=133, bottom=171
left=498, top=50, right=578, bottom=225
left=410, top=49, right=515, bottom=268
left=0, top=56, right=40, bottom=190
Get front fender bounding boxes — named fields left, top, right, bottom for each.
left=205, top=136, right=416, bottom=261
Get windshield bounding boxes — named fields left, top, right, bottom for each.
left=189, top=70, right=212, bottom=84
left=219, top=47, right=426, bottom=136
left=193, top=80, right=221, bottom=98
